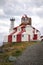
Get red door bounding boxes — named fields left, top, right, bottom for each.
left=17, top=34, right=21, bottom=42
left=33, top=34, right=37, bottom=40
left=28, top=35, right=30, bottom=41
left=8, top=35, right=12, bottom=42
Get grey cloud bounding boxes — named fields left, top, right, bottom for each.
left=31, top=0, right=43, bottom=7
left=40, top=27, right=43, bottom=35
left=0, top=23, right=9, bottom=27
left=0, top=0, right=43, bottom=17
left=0, top=0, right=6, bottom=8
left=0, top=32, right=8, bottom=43
left=36, top=9, right=43, bottom=18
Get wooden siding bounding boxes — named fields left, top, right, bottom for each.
left=33, top=34, right=37, bottom=40
left=17, top=34, right=21, bottom=42
left=8, top=35, right=12, bottom=42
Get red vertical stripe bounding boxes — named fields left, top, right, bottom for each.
left=33, top=34, right=37, bottom=40
left=28, top=35, right=30, bottom=41
left=17, top=34, right=21, bottom=42
left=8, top=35, right=12, bottom=42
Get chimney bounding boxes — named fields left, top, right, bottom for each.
left=9, top=18, right=15, bottom=32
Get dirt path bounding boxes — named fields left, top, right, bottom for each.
left=14, top=42, right=43, bottom=65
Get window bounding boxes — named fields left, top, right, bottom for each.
left=14, top=35, right=15, bottom=38
left=22, top=35, right=24, bottom=37
left=22, top=27, right=25, bottom=31
left=19, top=28, right=20, bottom=31
left=18, top=27, right=21, bottom=31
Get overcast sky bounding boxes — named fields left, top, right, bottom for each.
left=0, top=0, right=43, bottom=45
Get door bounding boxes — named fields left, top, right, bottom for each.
left=17, top=34, right=21, bottom=42
left=8, top=35, right=12, bottom=42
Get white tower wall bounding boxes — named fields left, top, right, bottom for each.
left=9, top=18, right=15, bottom=32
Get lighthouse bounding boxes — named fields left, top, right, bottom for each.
left=9, top=18, right=15, bottom=32
left=3, top=15, right=41, bottom=43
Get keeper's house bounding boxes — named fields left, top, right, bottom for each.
left=4, top=15, right=41, bottom=43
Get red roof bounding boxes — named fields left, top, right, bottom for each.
left=9, top=31, right=16, bottom=35
left=17, top=30, right=26, bottom=35
left=13, top=26, right=18, bottom=30
left=9, top=23, right=40, bottom=36
left=32, top=26, right=39, bottom=32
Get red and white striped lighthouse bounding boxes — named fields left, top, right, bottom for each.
left=4, top=15, right=41, bottom=43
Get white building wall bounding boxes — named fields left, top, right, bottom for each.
left=22, top=34, right=28, bottom=41
left=37, top=32, right=41, bottom=41
left=17, top=27, right=21, bottom=32
left=26, top=25, right=33, bottom=41
left=35, top=29, right=37, bottom=34
left=12, top=35, right=17, bottom=42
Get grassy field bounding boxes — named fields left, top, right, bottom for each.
left=0, top=41, right=40, bottom=65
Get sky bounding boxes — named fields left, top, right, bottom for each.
left=0, top=0, right=43, bottom=45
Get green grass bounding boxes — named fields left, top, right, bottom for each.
left=12, top=50, right=22, bottom=57
left=0, top=41, right=40, bottom=65
left=0, top=62, right=13, bottom=65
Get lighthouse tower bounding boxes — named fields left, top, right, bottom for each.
left=9, top=18, right=15, bottom=32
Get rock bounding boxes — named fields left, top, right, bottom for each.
left=0, top=59, right=3, bottom=62
left=9, top=56, right=16, bottom=62
left=0, top=49, right=4, bottom=53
